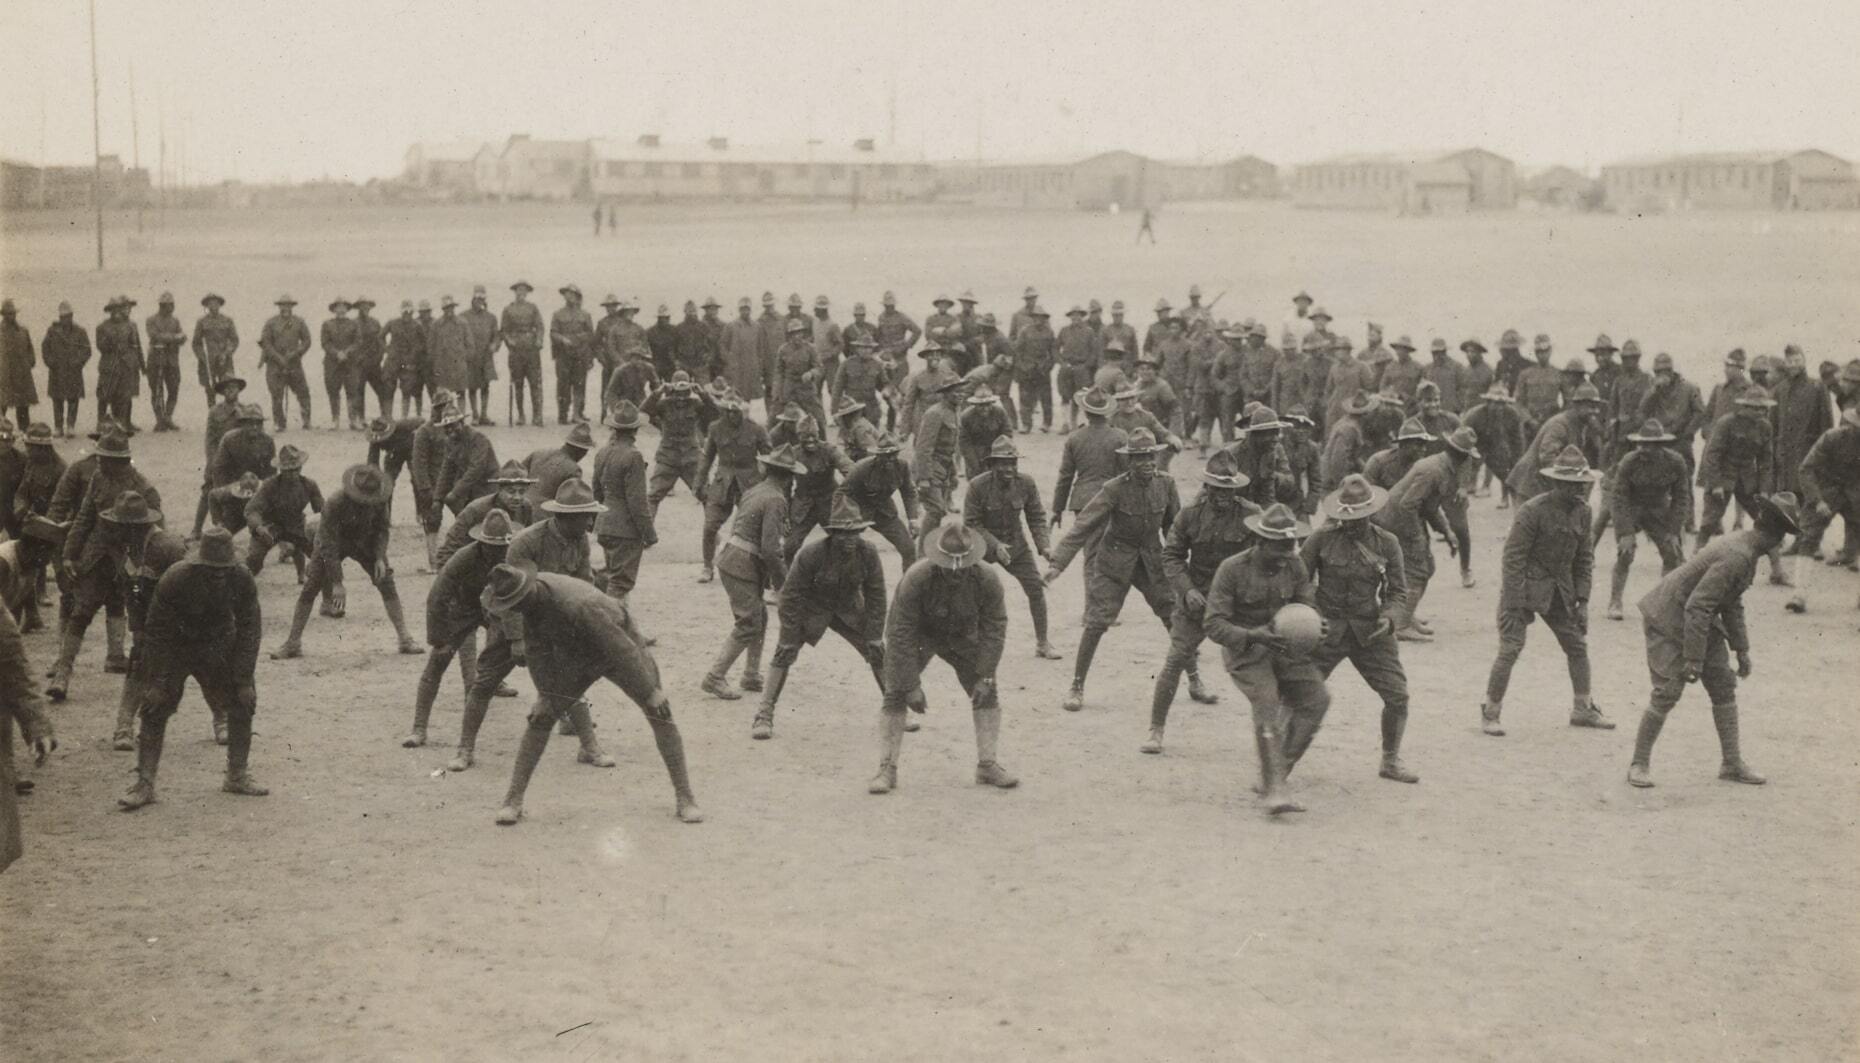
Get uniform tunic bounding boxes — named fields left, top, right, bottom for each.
left=1770, top=372, right=1832, bottom=495
left=592, top=436, right=656, bottom=598
left=965, top=467, right=1051, bottom=613
left=836, top=452, right=919, bottom=561
left=1050, top=422, right=1127, bottom=516
left=773, top=536, right=887, bottom=671
left=719, top=318, right=765, bottom=402
left=95, top=317, right=144, bottom=400
left=716, top=479, right=788, bottom=642
left=1376, top=451, right=1460, bottom=598
left=1507, top=411, right=1601, bottom=502
left=1608, top=447, right=1688, bottom=570
left=427, top=539, right=502, bottom=648
left=368, top=418, right=421, bottom=481
left=1637, top=532, right=1761, bottom=709
left=191, top=312, right=240, bottom=387
left=1225, top=436, right=1300, bottom=509
left=1050, top=469, right=1180, bottom=630
left=1514, top=363, right=1563, bottom=428
left=460, top=306, right=501, bottom=390
left=1422, top=357, right=1465, bottom=412
left=641, top=390, right=713, bottom=504
left=383, top=315, right=426, bottom=391
left=1157, top=493, right=1260, bottom=676
left=1486, top=491, right=1593, bottom=703
left=912, top=400, right=962, bottom=529
left=437, top=493, right=532, bottom=570
left=1, top=319, right=38, bottom=408
left=782, top=439, right=853, bottom=565
left=500, top=301, right=546, bottom=390
left=245, top=472, right=325, bottom=567
left=137, top=560, right=262, bottom=723
left=42, top=320, right=92, bottom=400
left=1303, top=522, right=1410, bottom=719
left=881, top=561, right=1007, bottom=713
left=833, top=350, right=889, bottom=426
left=426, top=313, right=470, bottom=394
left=210, top=426, right=278, bottom=489
left=1202, top=548, right=1327, bottom=726
left=957, top=403, right=1014, bottom=479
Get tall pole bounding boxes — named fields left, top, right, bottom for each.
left=89, top=0, right=104, bottom=270
left=130, top=61, right=144, bottom=233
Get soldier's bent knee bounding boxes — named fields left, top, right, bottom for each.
left=771, top=642, right=803, bottom=669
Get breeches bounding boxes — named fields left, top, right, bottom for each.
left=1486, top=599, right=1589, bottom=702
left=1309, top=626, right=1409, bottom=713
left=1644, top=619, right=1736, bottom=713
left=882, top=643, right=995, bottom=713
left=1082, top=557, right=1174, bottom=630
left=1226, top=653, right=1330, bottom=734
left=719, top=563, right=768, bottom=641
left=598, top=535, right=644, bottom=599
left=140, top=665, right=253, bottom=724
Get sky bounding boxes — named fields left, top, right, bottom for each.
left=1, top=0, right=1856, bottom=184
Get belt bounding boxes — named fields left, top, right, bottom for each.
left=725, top=535, right=761, bottom=558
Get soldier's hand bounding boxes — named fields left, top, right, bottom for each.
left=1042, top=564, right=1062, bottom=586
left=1816, top=500, right=1834, bottom=518
left=372, top=559, right=389, bottom=583
left=1248, top=627, right=1287, bottom=653
left=31, top=735, right=56, bottom=765
left=969, top=677, right=996, bottom=709
left=1735, top=650, right=1753, bottom=678
left=1183, top=589, right=1208, bottom=614
left=1369, top=617, right=1394, bottom=640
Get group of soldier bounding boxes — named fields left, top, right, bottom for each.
left=4, top=278, right=1860, bottom=868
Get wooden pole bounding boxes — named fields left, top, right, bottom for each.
left=89, top=0, right=104, bottom=270
left=130, top=61, right=143, bottom=233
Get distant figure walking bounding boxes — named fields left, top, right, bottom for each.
left=606, top=204, right=617, bottom=234
left=592, top=204, right=603, bottom=236
left=1136, top=207, right=1157, bottom=245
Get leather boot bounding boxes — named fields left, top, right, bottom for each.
left=973, top=707, right=1018, bottom=788
left=1030, top=596, right=1062, bottom=659
left=1607, top=562, right=1630, bottom=620
left=118, top=720, right=165, bottom=810
left=1186, top=660, right=1219, bottom=704
left=221, top=715, right=269, bottom=796
left=104, top=616, right=130, bottom=673
left=269, top=594, right=316, bottom=658
left=1570, top=694, right=1615, bottom=729
left=496, top=720, right=552, bottom=824
left=701, top=634, right=745, bottom=699
left=1145, top=658, right=1183, bottom=754
left=647, top=715, right=704, bottom=822
left=752, top=665, right=787, bottom=739
left=567, top=700, right=615, bottom=767
left=381, top=586, right=422, bottom=654
left=1064, top=627, right=1103, bottom=711
left=1379, top=708, right=1418, bottom=782
left=1712, top=701, right=1765, bottom=784
left=211, top=707, right=228, bottom=746
left=46, top=629, right=83, bottom=701
left=1628, top=708, right=1666, bottom=787
left=868, top=712, right=906, bottom=793
left=739, top=636, right=764, bottom=692
left=112, top=674, right=139, bottom=750
left=423, top=531, right=439, bottom=572
left=1480, top=700, right=1505, bottom=737
left=406, top=649, right=448, bottom=747
left=1255, top=723, right=1303, bottom=815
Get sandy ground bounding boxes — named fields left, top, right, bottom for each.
left=1, top=201, right=1857, bottom=1061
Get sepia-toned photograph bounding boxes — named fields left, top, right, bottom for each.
left=2, top=1, right=1857, bottom=1059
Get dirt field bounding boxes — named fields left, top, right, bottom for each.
left=2, top=201, right=1857, bottom=1062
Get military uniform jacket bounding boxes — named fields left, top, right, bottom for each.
left=1609, top=368, right=1654, bottom=445
left=913, top=402, right=961, bottom=486
left=833, top=351, right=887, bottom=408
left=792, top=440, right=853, bottom=504
left=499, top=301, right=544, bottom=353
left=14, top=451, right=66, bottom=519
left=259, top=314, right=310, bottom=369
left=428, top=539, right=501, bottom=646
left=1238, top=344, right=1280, bottom=401
left=838, top=454, right=917, bottom=520
left=143, top=312, right=186, bottom=368
left=438, top=494, right=533, bottom=569
left=1499, top=493, right=1594, bottom=614
left=1508, top=411, right=1598, bottom=498
left=1203, top=548, right=1317, bottom=664
left=368, top=418, right=420, bottom=475
left=141, top=560, right=260, bottom=679
left=1611, top=448, right=1689, bottom=525
left=699, top=417, right=770, bottom=493
left=1459, top=360, right=1496, bottom=412
left=1051, top=422, right=1127, bottom=513
left=95, top=317, right=143, bottom=398
left=646, top=321, right=678, bottom=376
left=958, top=404, right=1013, bottom=462
left=874, top=310, right=921, bottom=357
left=1698, top=414, right=1773, bottom=494
left=460, top=307, right=500, bottom=369
left=592, top=438, right=655, bottom=543
left=642, top=389, right=713, bottom=458
left=1422, top=358, right=1465, bottom=412
left=1162, top=495, right=1261, bottom=600
left=1012, top=325, right=1056, bottom=380
left=1800, top=424, right=1860, bottom=505
left=1703, top=378, right=1755, bottom=437
left=1271, top=353, right=1323, bottom=419
left=521, top=445, right=585, bottom=507
left=1109, top=408, right=1173, bottom=449
left=358, top=314, right=385, bottom=367
left=780, top=537, right=886, bottom=646
left=1514, top=364, right=1563, bottom=426
left=1051, top=470, right=1180, bottom=582
left=64, top=464, right=162, bottom=573
left=964, top=469, right=1050, bottom=563
left=1134, top=378, right=1178, bottom=427
left=489, top=573, right=655, bottom=682
left=47, top=454, right=98, bottom=524
left=1321, top=415, right=1372, bottom=487
left=1056, top=323, right=1101, bottom=370
left=549, top=307, right=595, bottom=368
left=320, top=316, right=360, bottom=368
left=426, top=315, right=470, bottom=392
left=1772, top=373, right=1832, bottom=486
left=1637, top=532, right=1760, bottom=664
left=382, top=317, right=425, bottom=375
left=509, top=516, right=593, bottom=582
left=245, top=473, right=324, bottom=538
left=1377, top=451, right=1459, bottom=541
left=438, top=429, right=499, bottom=511
left=605, top=359, right=660, bottom=409
left=1462, top=402, right=1525, bottom=472
left=406, top=422, right=445, bottom=498
left=210, top=426, right=277, bottom=488
left=719, top=480, right=789, bottom=588
left=1302, top=523, right=1409, bottom=636
left=674, top=316, right=715, bottom=376
left=774, top=339, right=819, bottom=405
left=1210, top=344, right=1246, bottom=398
left=1155, top=336, right=1193, bottom=388
left=191, top=313, right=240, bottom=375
left=838, top=416, right=880, bottom=462
left=202, top=401, right=242, bottom=464
left=42, top=320, right=91, bottom=400
left=317, top=492, right=391, bottom=568
left=884, top=562, right=1007, bottom=689
left=1226, top=437, right=1300, bottom=507
left=1638, top=376, right=1706, bottom=444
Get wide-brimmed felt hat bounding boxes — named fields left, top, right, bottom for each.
left=1562, top=358, right=1588, bottom=375
left=1482, top=383, right=1514, bottom=402
left=1391, top=335, right=1416, bottom=352
left=757, top=443, right=807, bottom=475
left=342, top=463, right=394, bottom=504
left=1308, top=306, right=1333, bottom=322
left=1077, top=387, right=1113, bottom=416
left=1341, top=390, right=1377, bottom=415
left=235, top=403, right=267, bottom=423
left=1201, top=450, right=1251, bottom=490
left=931, top=377, right=964, bottom=395
left=1282, top=405, right=1315, bottom=426
left=932, top=293, right=955, bottom=307
left=1103, top=340, right=1129, bottom=357
left=1245, top=502, right=1311, bottom=540
left=541, top=478, right=606, bottom=514
left=966, top=384, right=997, bottom=405
left=1154, top=298, right=1172, bottom=312
left=1500, top=328, right=1522, bottom=347
left=491, top=459, right=536, bottom=485
left=510, top=280, right=534, bottom=293
left=191, top=527, right=239, bottom=568
left=417, top=299, right=432, bottom=312
left=1626, top=418, right=1675, bottom=443
left=230, top=471, right=262, bottom=498
left=102, top=490, right=160, bottom=525
left=1541, top=445, right=1603, bottom=483
left=1395, top=417, right=1433, bottom=442
left=1066, top=305, right=1087, bottom=317
left=273, top=293, right=295, bottom=306
left=815, top=295, right=831, bottom=309
left=980, top=312, right=998, bottom=327
left=924, top=515, right=985, bottom=570
left=435, top=405, right=467, bottom=427
left=1569, top=382, right=1603, bottom=404
left=560, top=283, right=583, bottom=299
left=276, top=444, right=307, bottom=471
left=832, top=394, right=866, bottom=418
left=1292, top=290, right=1313, bottom=304
left=824, top=495, right=873, bottom=532
left=1320, top=474, right=1388, bottom=521
left=22, top=514, right=68, bottom=546
left=1734, top=386, right=1777, bottom=408
left=880, top=291, right=897, bottom=306
left=849, top=334, right=879, bottom=349
left=471, top=284, right=488, bottom=298
left=1239, top=405, right=1287, bottom=433
left=24, top=423, right=55, bottom=446
left=784, top=318, right=808, bottom=335
left=471, top=508, right=517, bottom=546
left=982, top=435, right=1019, bottom=463
left=701, top=295, right=721, bottom=309
left=666, top=370, right=695, bottom=391
left=1117, top=427, right=1163, bottom=455
left=1087, top=299, right=1103, bottom=313
left=563, top=421, right=595, bottom=450
left=1023, top=286, right=1039, bottom=299
left=1620, top=339, right=1643, bottom=358
left=1587, top=333, right=1617, bottom=354
left=366, top=417, right=396, bottom=443
left=872, top=432, right=904, bottom=454
left=605, top=400, right=643, bottom=430
left=1442, top=426, right=1481, bottom=458
left=1653, top=352, right=1676, bottom=371
left=483, top=561, right=540, bottom=614
left=201, top=293, right=226, bottom=308
left=1723, top=348, right=1748, bottom=368
left=600, top=293, right=622, bottom=307
left=1113, top=386, right=1141, bottom=402
left=1749, top=492, right=1802, bottom=536
left=399, top=299, right=415, bottom=313
left=959, top=290, right=978, bottom=304
left=1460, top=339, right=1488, bottom=354
left=93, top=430, right=132, bottom=458
left=329, top=297, right=352, bottom=312
left=1429, top=338, right=1449, bottom=354
left=1533, top=333, right=1553, bottom=351
left=774, top=402, right=807, bottom=423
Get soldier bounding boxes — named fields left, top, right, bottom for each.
left=1558, top=356, right=1591, bottom=408
left=1045, top=428, right=1180, bottom=712
left=1280, top=406, right=1324, bottom=517
left=405, top=507, right=513, bottom=749
left=350, top=297, right=382, bottom=429
left=94, top=295, right=144, bottom=431
left=833, top=334, right=888, bottom=429
left=1585, top=334, right=1621, bottom=409
left=1640, top=351, right=1708, bottom=531
left=44, top=421, right=107, bottom=630
left=1049, top=387, right=1125, bottom=530
left=207, top=471, right=260, bottom=537
left=210, top=401, right=277, bottom=496
left=1696, top=386, right=1779, bottom=555
left=269, top=464, right=422, bottom=660
left=1054, top=305, right=1101, bottom=432
left=1144, top=452, right=1255, bottom=753
left=924, top=293, right=960, bottom=350
left=701, top=444, right=804, bottom=700
left=1480, top=446, right=1610, bottom=736
left=1376, top=426, right=1479, bottom=642
left=780, top=417, right=853, bottom=569
left=107, top=493, right=191, bottom=750
left=438, top=460, right=535, bottom=569
left=422, top=297, right=469, bottom=412
left=47, top=428, right=162, bottom=698
left=896, top=344, right=959, bottom=440
left=501, top=281, right=546, bottom=424
left=1508, top=382, right=1604, bottom=502
left=1322, top=389, right=1379, bottom=489
left=1153, top=317, right=1196, bottom=437
left=646, top=303, right=679, bottom=382
left=835, top=433, right=918, bottom=562
left=755, top=293, right=787, bottom=404
left=548, top=284, right=595, bottom=424
left=1377, top=335, right=1422, bottom=408
left=751, top=496, right=891, bottom=740
left=244, top=444, right=324, bottom=580
left=672, top=299, right=715, bottom=385
left=1093, top=339, right=1133, bottom=395
left=638, top=373, right=712, bottom=515
left=1200, top=322, right=1241, bottom=447
left=719, top=297, right=766, bottom=409
left=414, top=299, right=437, bottom=394
left=1201, top=502, right=1325, bottom=815
left=190, top=292, right=239, bottom=403
left=1462, top=384, right=1526, bottom=507
left=832, top=393, right=881, bottom=463
left=589, top=294, right=628, bottom=410
left=1011, top=305, right=1056, bottom=433
left=1627, top=492, right=1799, bottom=788
left=591, top=400, right=657, bottom=608
left=382, top=300, right=424, bottom=418
left=957, top=384, right=1014, bottom=479
left=434, top=405, right=500, bottom=518
left=841, top=300, right=877, bottom=350
left=964, top=436, right=1061, bottom=660
left=366, top=412, right=421, bottom=487
left=1419, top=338, right=1464, bottom=414
left=1458, top=339, right=1496, bottom=414
left=116, top=529, right=265, bottom=811
left=773, top=317, right=825, bottom=428
left=455, top=286, right=499, bottom=426
left=602, top=319, right=660, bottom=414
left=141, top=292, right=184, bottom=431
left=1412, top=381, right=1463, bottom=448
left=257, top=293, right=312, bottom=431
left=874, top=290, right=922, bottom=375
left=1772, top=345, right=1832, bottom=512
left=1130, top=356, right=1178, bottom=432
left=1599, top=419, right=1690, bottom=619
left=413, top=395, right=455, bottom=540
left=1513, top=333, right=1562, bottom=434
left=1271, top=331, right=1324, bottom=425
left=949, top=292, right=982, bottom=371
left=1302, top=475, right=1417, bottom=782
left=1703, top=349, right=1755, bottom=434
left=12, top=424, right=64, bottom=625
left=2, top=512, right=61, bottom=634
left=695, top=396, right=771, bottom=583
left=317, top=297, right=358, bottom=430
left=476, top=561, right=704, bottom=825
left=1601, top=340, right=1652, bottom=466
left=1797, top=407, right=1860, bottom=568
left=1226, top=405, right=1301, bottom=508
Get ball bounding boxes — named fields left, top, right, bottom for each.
left=1271, top=603, right=1327, bottom=654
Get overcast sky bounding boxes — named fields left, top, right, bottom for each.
left=2, top=0, right=1856, bottom=183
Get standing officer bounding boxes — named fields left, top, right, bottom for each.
left=701, top=444, right=804, bottom=701
left=1627, top=492, right=1798, bottom=788
left=116, top=529, right=265, bottom=811
left=0, top=300, right=36, bottom=432
left=381, top=300, right=423, bottom=418
left=1303, top=475, right=1417, bottom=782
left=550, top=285, right=595, bottom=424
left=41, top=301, right=90, bottom=438
left=1049, top=387, right=1125, bottom=529
left=1012, top=305, right=1056, bottom=433
left=269, top=464, right=422, bottom=660
left=1055, top=305, right=1101, bottom=433
left=191, top=293, right=239, bottom=404
left=834, top=433, right=918, bottom=562
left=695, top=395, right=771, bottom=583
left=1514, top=334, right=1563, bottom=435
left=500, top=281, right=545, bottom=425
left=911, top=379, right=963, bottom=538
left=642, top=372, right=716, bottom=516
left=1480, top=446, right=1610, bottom=736
left=319, top=297, right=359, bottom=430
left=143, top=292, right=185, bottom=431
left=95, top=295, right=144, bottom=432
left=646, top=304, right=678, bottom=381
left=403, top=508, right=513, bottom=749
left=672, top=299, right=715, bottom=385
left=349, top=297, right=382, bottom=429
left=258, top=294, right=313, bottom=431
left=1599, top=419, right=1689, bottom=618
left=964, top=436, right=1061, bottom=661
left=591, top=400, right=657, bottom=609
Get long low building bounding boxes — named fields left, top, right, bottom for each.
left=588, top=136, right=934, bottom=203
left=934, top=150, right=1280, bottom=210
left=1290, top=149, right=1517, bottom=212
left=1599, top=150, right=1858, bottom=211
